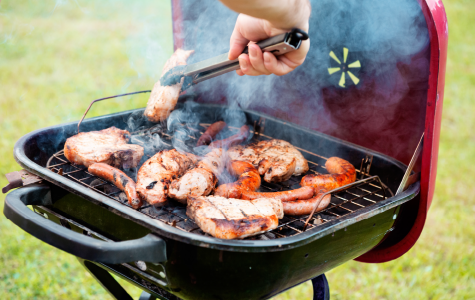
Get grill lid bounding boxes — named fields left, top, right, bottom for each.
left=170, top=0, right=448, bottom=261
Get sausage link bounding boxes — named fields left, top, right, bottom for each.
left=240, top=186, right=315, bottom=202
left=88, top=163, right=143, bottom=209
left=197, top=121, right=227, bottom=146
left=283, top=190, right=331, bottom=216
left=301, top=157, right=356, bottom=190
left=209, top=125, right=250, bottom=148
left=214, top=161, right=261, bottom=198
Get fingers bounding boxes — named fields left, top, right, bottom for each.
left=228, top=25, right=250, bottom=60
left=237, top=43, right=272, bottom=76
left=248, top=43, right=271, bottom=75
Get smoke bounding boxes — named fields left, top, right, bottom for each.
left=167, top=101, right=201, bottom=153
left=166, top=0, right=430, bottom=163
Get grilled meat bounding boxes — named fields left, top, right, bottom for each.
left=301, top=157, right=356, bottom=190
left=197, top=121, right=227, bottom=146
left=283, top=190, right=331, bottom=216
left=64, top=127, right=144, bottom=168
left=186, top=196, right=283, bottom=239
left=136, top=149, right=197, bottom=206
left=208, top=125, right=250, bottom=149
left=88, top=163, right=142, bottom=209
left=214, top=160, right=261, bottom=198
left=144, top=49, right=194, bottom=122
left=228, top=139, right=309, bottom=182
left=168, top=148, right=225, bottom=204
left=240, top=186, right=315, bottom=202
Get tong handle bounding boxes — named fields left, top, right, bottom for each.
left=186, top=28, right=309, bottom=85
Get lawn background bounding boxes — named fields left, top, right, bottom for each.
left=1, top=0, right=474, bottom=299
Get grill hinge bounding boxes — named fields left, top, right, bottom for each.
left=2, top=170, right=43, bottom=194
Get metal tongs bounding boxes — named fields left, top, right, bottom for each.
left=160, top=28, right=309, bottom=91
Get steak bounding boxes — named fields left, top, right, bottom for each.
left=64, top=127, right=144, bottom=168
left=186, top=196, right=283, bottom=239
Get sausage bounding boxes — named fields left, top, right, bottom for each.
left=208, top=125, right=250, bottom=148
left=214, top=161, right=261, bottom=198
left=301, top=157, right=356, bottom=190
left=239, top=186, right=315, bottom=202
left=214, top=160, right=315, bottom=202
left=88, top=163, right=143, bottom=209
left=197, top=121, right=227, bottom=146
left=283, top=190, right=331, bottom=216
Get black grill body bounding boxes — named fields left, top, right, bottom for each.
left=5, top=101, right=419, bottom=299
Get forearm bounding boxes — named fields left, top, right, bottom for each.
left=219, top=0, right=310, bottom=30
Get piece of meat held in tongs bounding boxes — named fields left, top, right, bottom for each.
left=301, top=157, right=356, bottom=190
left=144, top=49, right=194, bottom=122
left=64, top=127, right=144, bottom=168
left=136, top=149, right=197, bottom=206
left=228, top=139, right=309, bottom=182
left=168, top=148, right=225, bottom=204
left=186, top=196, right=283, bottom=239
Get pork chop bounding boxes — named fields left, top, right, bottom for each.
left=136, top=149, right=197, bottom=206
left=64, top=127, right=144, bottom=168
left=227, top=139, right=309, bottom=182
left=186, top=196, right=283, bottom=239
left=144, top=48, right=194, bottom=122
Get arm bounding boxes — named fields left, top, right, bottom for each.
left=220, top=0, right=311, bottom=76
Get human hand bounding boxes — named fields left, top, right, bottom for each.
left=228, top=14, right=310, bottom=76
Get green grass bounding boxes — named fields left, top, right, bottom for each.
left=0, top=0, right=474, bottom=299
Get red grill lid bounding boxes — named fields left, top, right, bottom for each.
left=170, top=0, right=448, bottom=262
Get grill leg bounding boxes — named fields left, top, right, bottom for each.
left=312, top=274, right=330, bottom=300
left=77, top=258, right=133, bottom=300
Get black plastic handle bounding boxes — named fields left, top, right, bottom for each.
left=3, top=184, right=166, bottom=264
left=242, top=28, right=309, bottom=55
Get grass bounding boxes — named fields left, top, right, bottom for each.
left=0, top=0, right=474, bottom=299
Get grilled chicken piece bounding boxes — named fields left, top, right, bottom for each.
left=186, top=196, right=283, bottom=239
left=64, top=127, right=144, bottom=168
left=144, top=49, right=194, bottom=122
left=227, top=139, right=309, bottom=182
left=168, top=148, right=225, bottom=204
left=136, top=149, right=197, bottom=206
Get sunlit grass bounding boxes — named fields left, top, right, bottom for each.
left=1, top=0, right=474, bottom=299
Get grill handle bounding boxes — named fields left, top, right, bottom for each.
left=3, top=184, right=167, bottom=264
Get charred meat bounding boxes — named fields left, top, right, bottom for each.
left=64, top=127, right=144, bottom=168
left=208, top=125, right=250, bottom=149
left=144, top=49, right=194, bottom=122
left=136, top=149, right=197, bottom=206
left=186, top=196, right=283, bottom=239
left=301, top=157, right=356, bottom=190
left=88, top=163, right=143, bottom=209
left=196, top=121, right=227, bottom=146
left=168, top=148, right=225, bottom=204
left=228, top=139, right=309, bottom=182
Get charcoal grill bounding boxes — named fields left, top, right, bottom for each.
left=3, top=0, right=447, bottom=299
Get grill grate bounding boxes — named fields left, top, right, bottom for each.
left=46, top=123, right=392, bottom=240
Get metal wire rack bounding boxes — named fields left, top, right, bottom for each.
left=46, top=123, right=392, bottom=240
